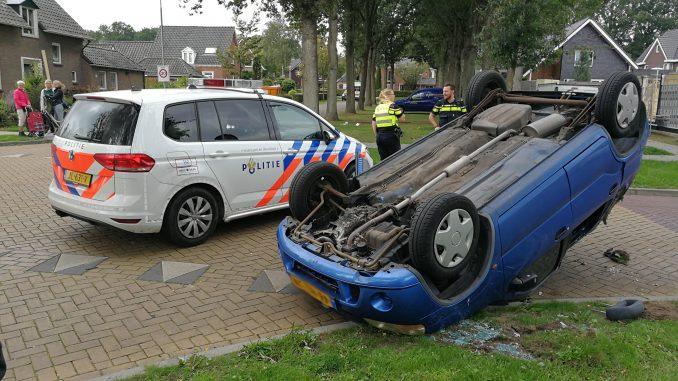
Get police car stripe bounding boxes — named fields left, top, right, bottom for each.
left=338, top=139, right=351, bottom=164
left=321, top=138, right=339, bottom=162
left=303, top=140, right=320, bottom=165
left=283, top=140, right=303, bottom=170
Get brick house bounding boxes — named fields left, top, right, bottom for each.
left=102, top=26, right=237, bottom=84
left=636, top=29, right=678, bottom=72
left=0, top=0, right=147, bottom=106
left=525, top=18, right=638, bottom=81
left=0, top=0, right=90, bottom=103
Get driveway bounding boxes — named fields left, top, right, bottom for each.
left=0, top=143, right=676, bottom=380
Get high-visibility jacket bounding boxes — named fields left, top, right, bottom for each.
left=372, top=102, right=404, bottom=129
left=432, top=98, right=467, bottom=126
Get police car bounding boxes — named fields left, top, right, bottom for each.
left=48, top=88, right=372, bottom=246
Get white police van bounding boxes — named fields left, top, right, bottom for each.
left=48, top=88, right=372, bottom=246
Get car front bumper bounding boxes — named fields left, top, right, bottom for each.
left=277, top=218, right=493, bottom=333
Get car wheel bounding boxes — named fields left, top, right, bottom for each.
left=410, top=193, right=480, bottom=286
left=465, top=71, right=507, bottom=111
left=606, top=299, right=645, bottom=321
left=289, top=161, right=348, bottom=224
left=596, top=71, right=642, bottom=138
left=344, top=161, right=356, bottom=179
left=163, top=187, right=219, bottom=247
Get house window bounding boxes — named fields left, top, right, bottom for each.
left=202, top=71, right=214, bottom=79
left=71, top=71, right=77, bottom=84
left=655, top=44, right=660, bottom=54
left=20, top=6, right=38, bottom=38
left=204, top=48, right=217, bottom=54
left=665, top=63, right=673, bottom=70
left=107, top=72, right=118, bottom=91
left=97, top=71, right=107, bottom=90
left=52, top=43, right=62, bottom=64
left=181, top=47, right=195, bottom=64
left=21, top=57, right=42, bottom=79
left=574, top=49, right=594, bottom=67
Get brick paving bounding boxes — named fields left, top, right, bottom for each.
left=1, top=143, right=677, bottom=380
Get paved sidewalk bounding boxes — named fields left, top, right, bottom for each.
left=0, top=144, right=676, bottom=380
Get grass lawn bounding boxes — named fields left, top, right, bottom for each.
left=649, top=132, right=678, bottom=147
left=0, top=125, right=19, bottom=132
left=128, top=301, right=677, bottom=381
left=644, top=146, right=673, bottom=155
left=330, top=105, right=434, bottom=145
left=633, top=160, right=678, bottom=189
left=0, top=134, right=42, bottom=143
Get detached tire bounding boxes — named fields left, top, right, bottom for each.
left=596, top=71, right=642, bottom=138
left=606, top=299, right=645, bottom=321
left=410, top=193, right=480, bottom=287
left=289, top=161, right=348, bottom=224
left=465, top=71, right=507, bottom=111
left=163, top=187, right=220, bottom=247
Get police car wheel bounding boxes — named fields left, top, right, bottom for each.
left=289, top=161, right=348, bottom=225
left=163, top=187, right=219, bottom=247
left=344, top=162, right=356, bottom=179
left=410, top=193, right=480, bottom=287
left=596, top=71, right=642, bottom=138
left=465, top=71, right=507, bottom=111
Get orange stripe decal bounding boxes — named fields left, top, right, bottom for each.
left=256, top=158, right=303, bottom=207
left=81, top=169, right=114, bottom=199
left=339, top=153, right=354, bottom=170
left=279, top=189, right=290, bottom=203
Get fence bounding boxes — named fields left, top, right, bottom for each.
left=655, top=73, right=678, bottom=131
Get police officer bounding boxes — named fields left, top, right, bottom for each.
left=372, top=88, right=405, bottom=160
left=429, top=84, right=467, bottom=130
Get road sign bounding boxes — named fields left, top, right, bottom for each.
left=157, top=65, right=170, bottom=83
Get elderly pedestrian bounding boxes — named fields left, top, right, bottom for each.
left=52, top=80, right=65, bottom=122
left=13, top=80, right=31, bottom=136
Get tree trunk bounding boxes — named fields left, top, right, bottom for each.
left=359, top=51, right=367, bottom=110
left=390, top=62, right=395, bottom=90
left=301, top=17, right=319, bottom=112
left=506, top=67, right=515, bottom=92
left=512, top=66, right=523, bottom=91
left=345, top=2, right=356, bottom=114
left=326, top=3, right=339, bottom=120
left=381, top=66, right=387, bottom=90
left=365, top=48, right=374, bottom=106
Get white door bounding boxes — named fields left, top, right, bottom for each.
left=267, top=101, right=342, bottom=205
left=199, top=99, right=284, bottom=212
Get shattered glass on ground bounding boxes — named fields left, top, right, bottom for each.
left=433, top=320, right=534, bottom=360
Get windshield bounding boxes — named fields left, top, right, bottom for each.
left=58, top=100, right=139, bottom=145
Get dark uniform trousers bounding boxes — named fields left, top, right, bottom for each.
left=376, top=129, right=401, bottom=160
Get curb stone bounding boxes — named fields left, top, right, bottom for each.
left=627, top=187, right=678, bottom=197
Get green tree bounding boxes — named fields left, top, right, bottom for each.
left=89, top=22, right=157, bottom=41
left=396, top=61, right=428, bottom=90
left=595, top=0, right=678, bottom=59
left=217, top=11, right=262, bottom=78
left=573, top=49, right=593, bottom=81
left=259, top=18, right=300, bottom=78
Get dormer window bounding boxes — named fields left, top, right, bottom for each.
left=20, top=5, right=38, bottom=38
left=204, top=48, right=217, bottom=55
left=182, top=47, right=195, bottom=64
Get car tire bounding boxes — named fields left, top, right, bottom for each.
left=0, top=341, right=6, bottom=381
left=606, top=299, right=645, bottom=321
left=289, top=161, right=349, bottom=224
left=596, top=71, right=642, bottom=138
left=465, top=71, right=507, bottom=111
left=344, top=161, right=356, bottom=179
left=409, top=193, right=480, bottom=287
left=163, top=187, right=219, bottom=247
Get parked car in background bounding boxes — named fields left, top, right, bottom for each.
left=341, top=89, right=361, bottom=101
left=394, top=88, right=443, bottom=112
left=49, top=88, right=372, bottom=247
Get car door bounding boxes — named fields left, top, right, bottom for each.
left=199, top=99, right=284, bottom=213
left=498, top=168, right=573, bottom=289
left=408, top=91, right=426, bottom=112
left=563, top=137, right=622, bottom=227
left=267, top=101, right=338, bottom=205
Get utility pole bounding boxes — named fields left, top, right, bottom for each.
left=160, top=0, right=166, bottom=88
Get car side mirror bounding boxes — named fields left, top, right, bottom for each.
left=322, top=130, right=334, bottom=145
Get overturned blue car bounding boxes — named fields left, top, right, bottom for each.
left=278, top=71, right=649, bottom=334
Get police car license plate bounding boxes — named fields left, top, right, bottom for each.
left=290, top=276, right=333, bottom=308
left=64, top=170, right=92, bottom=187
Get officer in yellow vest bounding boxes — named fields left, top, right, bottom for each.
left=372, top=88, right=405, bottom=160
left=429, top=83, right=467, bottom=130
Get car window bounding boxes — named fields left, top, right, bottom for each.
left=270, top=102, right=323, bottom=140
left=411, top=92, right=424, bottom=100
left=196, top=101, right=223, bottom=142
left=164, top=103, right=198, bottom=142
left=58, top=100, right=138, bottom=145
left=213, top=100, right=270, bottom=141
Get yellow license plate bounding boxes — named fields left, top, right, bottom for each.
left=64, top=170, right=92, bottom=187
left=290, top=276, right=333, bottom=308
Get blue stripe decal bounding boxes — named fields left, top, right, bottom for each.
left=303, top=140, right=320, bottom=165
left=52, top=149, right=80, bottom=196
left=283, top=140, right=303, bottom=170
left=51, top=150, right=63, bottom=191
left=355, top=143, right=363, bottom=174
left=338, top=139, right=351, bottom=163
left=321, top=138, right=338, bottom=162
left=66, top=183, right=79, bottom=196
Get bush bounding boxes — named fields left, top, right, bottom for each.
left=288, top=89, right=297, bottom=95
left=0, top=100, right=18, bottom=127
left=281, top=79, right=296, bottom=93
left=241, top=71, right=253, bottom=80
left=263, top=78, right=274, bottom=86
left=23, top=64, right=44, bottom=108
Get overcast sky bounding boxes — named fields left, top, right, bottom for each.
left=57, top=0, right=263, bottom=31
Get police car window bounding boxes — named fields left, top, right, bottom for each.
left=213, top=100, right=269, bottom=141
left=164, top=103, right=198, bottom=142
left=270, top=102, right=322, bottom=141
left=196, top=101, right=223, bottom=142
